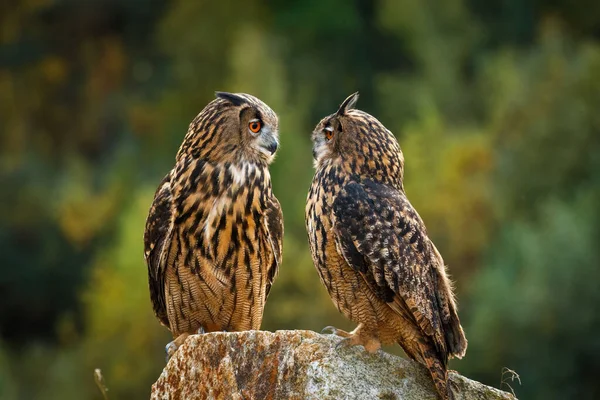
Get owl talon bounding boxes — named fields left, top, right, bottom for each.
left=335, top=337, right=352, bottom=351
left=321, top=326, right=351, bottom=338
left=321, top=326, right=338, bottom=335
left=165, top=341, right=178, bottom=362
left=197, top=327, right=206, bottom=334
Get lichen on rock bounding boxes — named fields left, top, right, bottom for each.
left=151, top=330, right=515, bottom=400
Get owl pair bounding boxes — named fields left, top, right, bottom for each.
left=144, top=92, right=467, bottom=400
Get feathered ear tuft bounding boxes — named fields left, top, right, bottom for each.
left=215, top=91, right=247, bottom=106
left=336, top=92, right=359, bottom=116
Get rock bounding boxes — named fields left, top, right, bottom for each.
left=151, top=330, right=515, bottom=400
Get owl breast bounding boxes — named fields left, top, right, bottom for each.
left=166, top=161, right=274, bottom=335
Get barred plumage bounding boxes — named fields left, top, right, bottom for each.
left=145, top=92, right=283, bottom=359
left=306, top=93, right=467, bottom=400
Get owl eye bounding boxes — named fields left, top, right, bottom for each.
left=324, top=127, right=334, bottom=140
left=249, top=120, right=262, bottom=133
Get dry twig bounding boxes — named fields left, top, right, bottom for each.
left=94, top=368, right=109, bottom=400
left=500, top=367, right=521, bottom=397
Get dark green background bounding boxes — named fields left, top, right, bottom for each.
left=1, top=0, right=600, bottom=398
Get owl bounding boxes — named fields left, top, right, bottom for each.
left=305, top=93, right=467, bottom=400
left=144, top=92, right=283, bottom=359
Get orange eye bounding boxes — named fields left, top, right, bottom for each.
left=249, top=120, right=262, bottom=133
left=325, top=128, right=334, bottom=140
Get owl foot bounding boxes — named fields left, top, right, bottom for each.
left=164, top=333, right=191, bottom=362
left=334, top=333, right=381, bottom=354
left=197, top=327, right=206, bottom=334
left=165, top=341, right=177, bottom=362
left=327, top=324, right=381, bottom=354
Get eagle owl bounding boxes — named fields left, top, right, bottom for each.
left=305, top=93, right=467, bottom=400
left=144, top=92, right=283, bottom=358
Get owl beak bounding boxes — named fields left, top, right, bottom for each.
left=258, top=135, right=279, bottom=156
left=265, top=140, right=278, bottom=155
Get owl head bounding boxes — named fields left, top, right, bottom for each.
left=178, top=92, right=279, bottom=165
left=311, top=92, right=404, bottom=188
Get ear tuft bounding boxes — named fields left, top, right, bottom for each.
left=215, top=91, right=247, bottom=106
left=336, top=92, right=359, bottom=116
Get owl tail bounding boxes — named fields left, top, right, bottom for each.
left=418, top=342, right=453, bottom=400
left=444, top=315, right=468, bottom=359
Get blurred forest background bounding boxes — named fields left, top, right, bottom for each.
left=1, top=0, right=600, bottom=399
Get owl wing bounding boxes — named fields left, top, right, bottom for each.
left=332, top=179, right=446, bottom=350
left=143, top=174, right=174, bottom=328
left=262, top=195, right=283, bottom=297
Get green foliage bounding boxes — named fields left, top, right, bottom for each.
left=400, top=107, right=494, bottom=283
left=465, top=195, right=600, bottom=399
left=461, top=29, right=600, bottom=398
left=1, top=0, right=600, bottom=399
left=79, top=189, right=170, bottom=399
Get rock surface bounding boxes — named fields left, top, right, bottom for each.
left=151, top=330, right=515, bottom=400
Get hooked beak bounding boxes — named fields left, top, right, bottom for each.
left=265, top=140, right=278, bottom=155
left=259, top=134, right=279, bottom=156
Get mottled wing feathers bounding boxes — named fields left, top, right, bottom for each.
left=144, top=174, right=173, bottom=328
left=263, top=196, right=283, bottom=296
left=331, top=180, right=447, bottom=350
